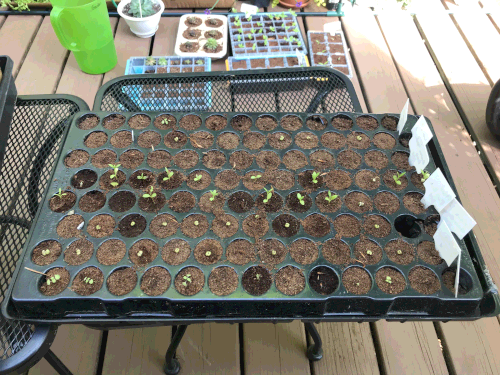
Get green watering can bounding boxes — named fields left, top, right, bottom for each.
left=50, top=0, right=117, bottom=74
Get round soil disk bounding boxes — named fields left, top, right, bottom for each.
left=205, top=115, right=227, bottom=131
left=181, top=214, right=209, bottom=238
left=315, top=191, right=342, bottom=213
left=128, top=114, right=151, bottom=129
left=331, top=114, right=353, bottom=130
left=107, top=267, right=137, bottom=296
left=283, top=150, right=308, bottom=170
left=417, top=241, right=443, bottom=265
left=242, top=213, right=269, bottom=238
left=410, top=172, right=426, bottom=190
left=194, top=239, right=223, bottom=265
left=310, top=150, right=335, bottom=169
left=363, top=215, right=391, bottom=238
left=175, top=267, right=205, bottom=296
left=365, top=150, right=389, bottom=170
left=110, top=131, right=132, bottom=148
left=56, top=214, right=84, bottom=238
left=374, top=191, right=400, bottom=214
left=295, top=132, right=319, bottom=149
left=376, top=267, right=406, bottom=295
left=424, top=215, right=440, bottom=237
left=138, top=190, right=166, bottom=212
left=202, top=150, right=225, bottom=169
left=381, top=115, right=398, bottom=131
left=92, top=149, right=116, bottom=168
left=392, top=152, right=414, bottom=171
left=103, top=114, right=126, bottom=130
left=72, top=169, right=97, bottom=189
left=32, top=240, right=62, bottom=266
left=78, top=114, right=99, bottom=130
left=97, top=239, right=126, bottom=265
left=118, top=214, right=146, bottom=237
left=322, top=239, right=350, bottom=264
left=72, top=267, right=104, bottom=296
left=373, top=132, right=396, bottom=149
left=199, top=192, right=225, bottom=214
left=65, top=150, right=89, bottom=168
left=169, top=191, right=196, bottom=213
left=289, top=238, right=318, bottom=264
left=162, top=239, right=191, bottom=265
left=141, top=267, right=171, bottom=296
left=273, top=214, right=300, bottom=237
left=356, top=115, right=378, bottom=131
left=306, top=115, right=327, bottom=131
left=137, top=131, right=161, bottom=148
left=309, top=266, right=339, bottom=295
left=345, top=191, right=373, bottom=213
left=99, top=170, right=125, bottom=190
left=214, top=170, right=240, bottom=190
left=231, top=115, right=252, bottom=131
left=256, top=115, right=278, bottom=131
left=242, top=171, right=267, bottom=190
left=280, top=115, right=303, bottom=131
left=256, top=151, right=280, bottom=170
left=383, top=169, right=408, bottom=191
left=385, top=239, right=415, bottom=265
left=64, top=238, right=93, bottom=266
left=242, top=266, right=272, bottom=296
left=321, top=132, right=346, bottom=149
left=226, top=239, right=255, bottom=265
left=205, top=18, right=223, bottom=27
left=209, top=267, right=238, bottom=296
left=403, top=192, right=426, bottom=214
left=129, top=239, right=158, bottom=266
left=211, top=214, right=239, bottom=238
left=286, top=191, right=312, bottom=213
left=268, top=132, right=292, bottom=149
left=258, top=239, right=287, bottom=265
left=154, top=114, right=176, bottom=130
left=228, top=191, right=254, bottom=213
left=149, top=214, right=178, bottom=238
left=409, top=266, right=440, bottom=294
left=354, top=170, right=380, bottom=191
left=298, top=170, right=323, bottom=191
left=343, top=267, right=372, bottom=294
left=179, top=114, right=202, bottom=131
left=129, top=170, right=155, bottom=189
left=347, top=132, right=370, bottom=149
left=276, top=266, right=305, bottom=296
left=164, top=130, right=188, bottom=149
left=303, top=214, right=330, bottom=237
left=269, top=170, right=295, bottom=190
left=39, top=268, right=70, bottom=296
left=324, top=170, right=352, bottom=190
left=174, top=150, right=199, bottom=169
left=87, top=214, right=115, bottom=238
left=79, top=190, right=106, bottom=212
left=333, top=214, right=360, bottom=238
left=217, top=132, right=240, bottom=149
left=354, top=239, right=382, bottom=265
left=158, top=170, right=185, bottom=190
left=338, top=150, right=362, bottom=169
left=243, top=132, right=266, bottom=150
left=49, top=191, right=76, bottom=213
left=187, top=170, right=211, bottom=190
left=120, top=149, right=145, bottom=169
left=256, top=192, right=283, bottom=212
left=190, top=131, right=214, bottom=149
left=229, top=150, right=253, bottom=170
left=109, top=191, right=136, bottom=212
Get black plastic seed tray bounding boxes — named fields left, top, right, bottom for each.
left=0, top=56, right=17, bottom=169
left=3, top=110, right=499, bottom=323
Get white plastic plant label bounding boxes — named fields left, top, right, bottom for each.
left=296, top=49, right=306, bottom=67
left=240, top=3, right=258, bottom=15
left=421, top=168, right=455, bottom=212
left=324, top=21, right=342, bottom=34
left=397, top=98, right=409, bottom=134
left=408, top=116, right=433, bottom=173
left=440, top=198, right=477, bottom=239
left=434, top=221, right=461, bottom=266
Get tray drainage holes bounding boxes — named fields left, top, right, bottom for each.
left=395, top=215, right=421, bottom=238
left=442, top=267, right=473, bottom=295
left=309, top=266, right=339, bottom=295
left=71, top=169, right=97, bottom=189
left=399, top=132, right=412, bottom=148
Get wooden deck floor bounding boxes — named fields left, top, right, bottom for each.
left=2, top=0, right=500, bottom=373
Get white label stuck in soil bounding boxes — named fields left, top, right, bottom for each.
left=434, top=221, right=461, bottom=266
left=421, top=168, right=455, bottom=212
left=408, top=116, right=433, bottom=173
left=397, top=98, right=409, bottom=134
left=240, top=3, right=258, bottom=15
left=324, top=21, right=342, bottom=34
left=440, top=198, right=476, bottom=239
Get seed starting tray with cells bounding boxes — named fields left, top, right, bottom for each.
left=4, top=110, right=499, bottom=323
left=226, top=55, right=310, bottom=71
left=308, top=31, right=352, bottom=78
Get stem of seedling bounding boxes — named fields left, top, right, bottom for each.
left=163, top=167, right=174, bottom=181
left=182, top=274, right=192, bottom=287
left=256, top=273, right=261, bottom=280
left=311, top=171, right=321, bottom=184
left=296, top=193, right=305, bottom=206
left=142, top=186, right=157, bottom=199
left=421, top=170, right=430, bottom=183
left=209, top=190, right=218, bottom=201
left=137, top=173, right=147, bottom=180
left=392, top=171, right=406, bottom=185
left=263, top=187, right=274, bottom=204
left=325, top=191, right=338, bottom=203
left=54, top=188, right=67, bottom=199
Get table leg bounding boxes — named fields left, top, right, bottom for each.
left=163, top=325, right=188, bottom=375
left=304, top=322, right=323, bottom=361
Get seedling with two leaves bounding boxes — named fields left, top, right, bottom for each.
left=163, top=167, right=174, bottom=181
left=311, top=171, right=321, bottom=184
left=46, top=274, right=61, bottom=286
left=262, top=187, right=274, bottom=204
left=297, top=193, right=306, bottom=206
left=142, top=186, right=157, bottom=199
left=209, top=190, right=218, bottom=201
left=182, top=273, right=192, bottom=287
left=393, top=171, right=406, bottom=185
left=109, top=164, right=121, bottom=187
left=54, top=188, right=67, bottom=199
left=324, top=191, right=338, bottom=203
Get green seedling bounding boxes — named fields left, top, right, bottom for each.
left=247, top=34, right=253, bottom=40
left=297, top=41, right=302, bottom=47
left=263, top=35, right=268, bottom=40
left=321, top=49, right=327, bottom=53
left=142, top=186, right=157, bottom=199
left=174, top=248, right=180, bottom=253
left=314, top=0, right=326, bottom=6
left=251, top=28, right=256, bottom=34
left=356, top=135, right=362, bottom=141
left=209, top=190, right=218, bottom=201
left=137, top=173, right=147, bottom=180
left=270, top=26, right=275, bottom=32
left=158, top=57, right=168, bottom=66
left=205, top=38, right=219, bottom=51
left=238, top=43, right=244, bottom=48
left=238, top=27, right=244, bottom=34
left=374, top=224, right=380, bottom=229
left=263, top=187, right=274, bottom=204
left=193, top=174, right=202, bottom=182
left=46, top=274, right=61, bottom=286
left=318, top=62, right=329, bottom=66
left=271, top=250, right=277, bottom=255
left=280, top=11, right=286, bottom=19
left=205, top=251, right=212, bottom=256
left=250, top=174, right=262, bottom=180
left=358, top=201, right=364, bottom=207
left=289, top=8, right=297, bottom=16
left=392, top=171, right=406, bottom=185
left=95, top=225, right=101, bottom=230
left=194, top=220, right=199, bottom=226
left=257, top=21, right=262, bottom=27
left=162, top=222, right=168, bottom=226
left=109, top=163, right=121, bottom=179
left=315, top=39, right=320, bottom=44
left=245, top=12, right=252, bottom=21
left=421, top=170, right=430, bottom=183
left=264, top=40, right=269, bottom=46
left=235, top=15, right=240, bottom=22
left=161, top=117, right=170, bottom=125
left=83, top=277, right=94, bottom=285
left=137, top=250, right=143, bottom=257
left=284, top=222, right=290, bottom=228
left=325, top=191, right=338, bottom=203
left=231, top=7, right=237, bottom=12
left=184, top=59, right=192, bottom=65
left=285, top=25, right=290, bottom=31
left=296, top=193, right=305, bottom=206
left=145, top=57, right=156, bottom=66
left=174, top=137, right=179, bottom=142
left=283, top=36, right=288, bottom=42
left=268, top=14, right=274, bottom=20
left=76, top=249, right=81, bottom=255
left=130, top=221, right=136, bottom=226
left=182, top=273, right=192, bottom=287
left=234, top=19, right=241, bottom=27
left=279, top=135, right=285, bottom=141
left=54, top=188, right=67, bottom=199
left=41, top=249, right=50, bottom=256
left=293, top=27, right=299, bottom=33
left=237, top=35, right=242, bottom=41
left=252, top=43, right=257, bottom=51
left=110, top=181, right=119, bottom=187
left=258, top=28, right=263, bottom=34
left=255, top=215, right=260, bottom=218
left=163, top=167, right=174, bottom=181
left=385, top=276, right=392, bottom=284
left=366, top=250, right=373, bottom=255
left=397, top=250, right=402, bottom=255
left=311, top=171, right=321, bottom=184
left=256, top=273, right=261, bottom=280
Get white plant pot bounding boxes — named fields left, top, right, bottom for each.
left=118, top=0, right=164, bottom=38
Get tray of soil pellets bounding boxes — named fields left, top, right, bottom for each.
left=4, top=110, right=499, bottom=322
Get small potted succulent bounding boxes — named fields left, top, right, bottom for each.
left=118, top=0, right=164, bottom=38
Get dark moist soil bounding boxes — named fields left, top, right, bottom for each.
left=228, top=192, right=254, bottom=213
left=403, top=192, right=426, bottom=214
left=385, top=239, right=415, bottom=265
left=84, top=131, right=107, bottom=148
left=355, top=170, right=380, bottom=190
left=211, top=214, right=238, bottom=238
left=275, top=266, right=305, bottom=296
left=354, top=238, right=382, bottom=265
left=129, top=170, right=155, bottom=189
left=209, top=267, right=238, bottom=296
left=183, top=28, right=201, bottom=39
left=365, top=150, right=389, bottom=170
left=141, top=267, right=170, bottom=296
left=181, top=214, right=209, bottom=238
left=217, top=132, right=240, bottom=149
left=175, top=267, right=204, bottom=296
left=324, top=170, right=352, bottom=190
left=148, top=150, right=172, bottom=169
left=310, top=150, right=335, bottom=170
left=298, top=170, right=323, bottom=191
left=442, top=270, right=468, bottom=295
left=65, top=149, right=89, bottom=168
left=169, top=191, right=196, bottom=212
left=383, top=169, right=408, bottom=191
left=315, top=191, right=342, bottom=213
left=79, top=190, right=106, bottom=212
left=179, top=114, right=202, bottom=131
left=410, top=172, right=426, bottom=190
left=343, top=267, right=372, bottom=295
left=280, top=115, right=302, bottom=131
left=242, top=212, right=269, bottom=238
left=118, top=214, right=146, bottom=238
left=242, top=171, right=267, bottom=190
left=303, top=214, right=330, bottom=237
left=338, top=150, right=362, bottom=169
left=242, top=266, right=272, bottom=296
left=356, top=115, right=378, bottom=130
left=256, top=151, right=280, bottom=169
left=71, top=267, right=103, bottom=296
left=289, top=238, right=318, bottom=264
left=322, top=238, right=350, bottom=264
left=137, top=131, right=161, bottom=148
left=309, top=266, right=339, bottom=295
left=99, top=170, right=126, bottom=190
left=243, top=132, right=266, bottom=150
left=286, top=191, right=312, bottom=213
left=306, top=115, right=327, bottom=131
left=399, top=133, right=412, bottom=148
left=321, top=132, right=346, bottom=149
left=158, top=170, right=185, bottom=190
left=32, top=240, right=62, bottom=266
left=49, top=191, right=76, bottom=213
left=269, top=170, right=295, bottom=190
left=374, top=191, right=400, bottom=214
left=56, top=214, right=84, bottom=238
left=256, top=115, right=278, bottom=131
left=78, top=114, right=99, bottom=130
left=392, top=152, right=415, bottom=171
left=347, top=132, right=370, bottom=149
left=272, top=214, right=300, bottom=237
left=39, top=268, right=70, bottom=296
left=96, top=239, right=126, bottom=265
left=175, top=150, right=199, bottom=169
left=283, top=151, right=308, bottom=171
left=64, top=239, right=93, bottom=265
left=333, top=214, right=361, bottom=238
left=120, top=149, right=145, bottom=169
left=345, top=191, right=373, bottom=213
left=128, top=114, right=151, bottom=129
left=154, top=114, right=176, bottom=130
left=164, top=130, right=188, bottom=149
left=231, top=115, right=252, bottom=131
left=205, top=18, right=223, bottom=27
left=194, top=239, right=223, bottom=265
left=424, top=215, right=440, bottom=236
left=417, top=241, right=443, bottom=265
left=129, top=239, right=158, bottom=266
left=373, top=132, right=396, bottom=149
left=138, top=190, right=166, bottom=212
left=103, top=114, right=126, bottom=130
left=205, top=115, right=227, bottom=131
left=149, top=214, right=178, bottom=238
left=214, top=170, right=240, bottom=190
left=162, top=239, right=191, bottom=266
left=258, top=239, right=287, bottom=265
left=199, top=191, right=225, bottom=214
left=295, top=132, right=319, bottom=149
left=110, top=131, right=132, bottom=148
left=87, top=214, right=115, bottom=238
left=91, top=149, right=116, bottom=168
left=185, top=16, right=202, bottom=26
left=363, top=215, right=391, bottom=238
left=376, top=267, right=406, bottom=294
left=226, top=239, right=255, bottom=265
left=331, top=114, right=353, bottom=130
left=255, top=191, right=283, bottom=212
left=381, top=115, right=398, bottom=131
left=107, top=267, right=137, bottom=296
left=409, top=266, right=440, bottom=294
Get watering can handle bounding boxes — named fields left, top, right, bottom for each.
left=51, top=7, right=80, bottom=51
